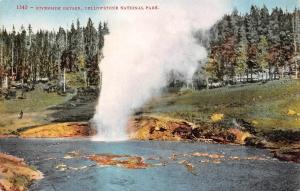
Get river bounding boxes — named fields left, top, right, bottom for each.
left=0, top=138, right=299, bottom=191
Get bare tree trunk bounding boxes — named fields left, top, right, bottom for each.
left=15, top=51, right=18, bottom=80
left=11, top=41, right=14, bottom=77
left=0, top=42, right=3, bottom=67
left=205, top=76, right=209, bottom=90
left=246, top=69, right=249, bottom=82
left=63, top=68, right=66, bottom=93
left=293, top=11, right=299, bottom=79
left=296, top=62, right=298, bottom=79
left=3, top=75, right=8, bottom=89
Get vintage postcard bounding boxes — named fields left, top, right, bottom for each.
left=0, top=0, right=299, bottom=190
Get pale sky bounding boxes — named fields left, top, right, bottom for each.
left=0, top=0, right=299, bottom=31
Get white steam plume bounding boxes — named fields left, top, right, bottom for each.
left=92, top=0, right=229, bottom=141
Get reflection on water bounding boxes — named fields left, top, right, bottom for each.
left=0, top=138, right=299, bottom=191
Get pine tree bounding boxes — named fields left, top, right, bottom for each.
left=257, top=36, right=269, bottom=80
left=84, top=18, right=99, bottom=85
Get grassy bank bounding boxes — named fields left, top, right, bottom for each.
left=0, top=87, right=73, bottom=135
left=143, top=79, right=300, bottom=134
left=1, top=78, right=300, bottom=141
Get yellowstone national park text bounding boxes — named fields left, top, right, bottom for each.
left=16, top=5, right=159, bottom=11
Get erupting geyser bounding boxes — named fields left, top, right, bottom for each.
left=92, top=0, right=229, bottom=141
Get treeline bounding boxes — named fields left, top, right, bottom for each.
left=0, top=18, right=109, bottom=87
left=202, top=6, right=300, bottom=85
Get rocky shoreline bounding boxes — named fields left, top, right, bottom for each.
left=0, top=115, right=299, bottom=164
left=0, top=153, right=43, bottom=191
left=128, top=115, right=300, bottom=163
left=0, top=87, right=299, bottom=164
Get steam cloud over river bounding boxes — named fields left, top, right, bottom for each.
left=92, top=0, right=229, bottom=141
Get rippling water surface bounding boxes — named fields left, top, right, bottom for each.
left=0, top=138, right=299, bottom=191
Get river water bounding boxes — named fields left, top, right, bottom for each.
left=0, top=138, right=299, bottom=191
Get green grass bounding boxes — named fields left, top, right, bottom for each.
left=0, top=87, right=74, bottom=134
left=143, top=79, right=300, bottom=132
left=66, top=72, right=86, bottom=88
left=0, top=88, right=72, bottom=113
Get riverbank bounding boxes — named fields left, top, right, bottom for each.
left=7, top=114, right=299, bottom=163
left=0, top=153, right=43, bottom=191
left=0, top=80, right=299, bottom=163
left=0, top=86, right=98, bottom=137
left=136, top=80, right=300, bottom=163
left=128, top=115, right=300, bottom=163
left=19, top=122, right=96, bottom=138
